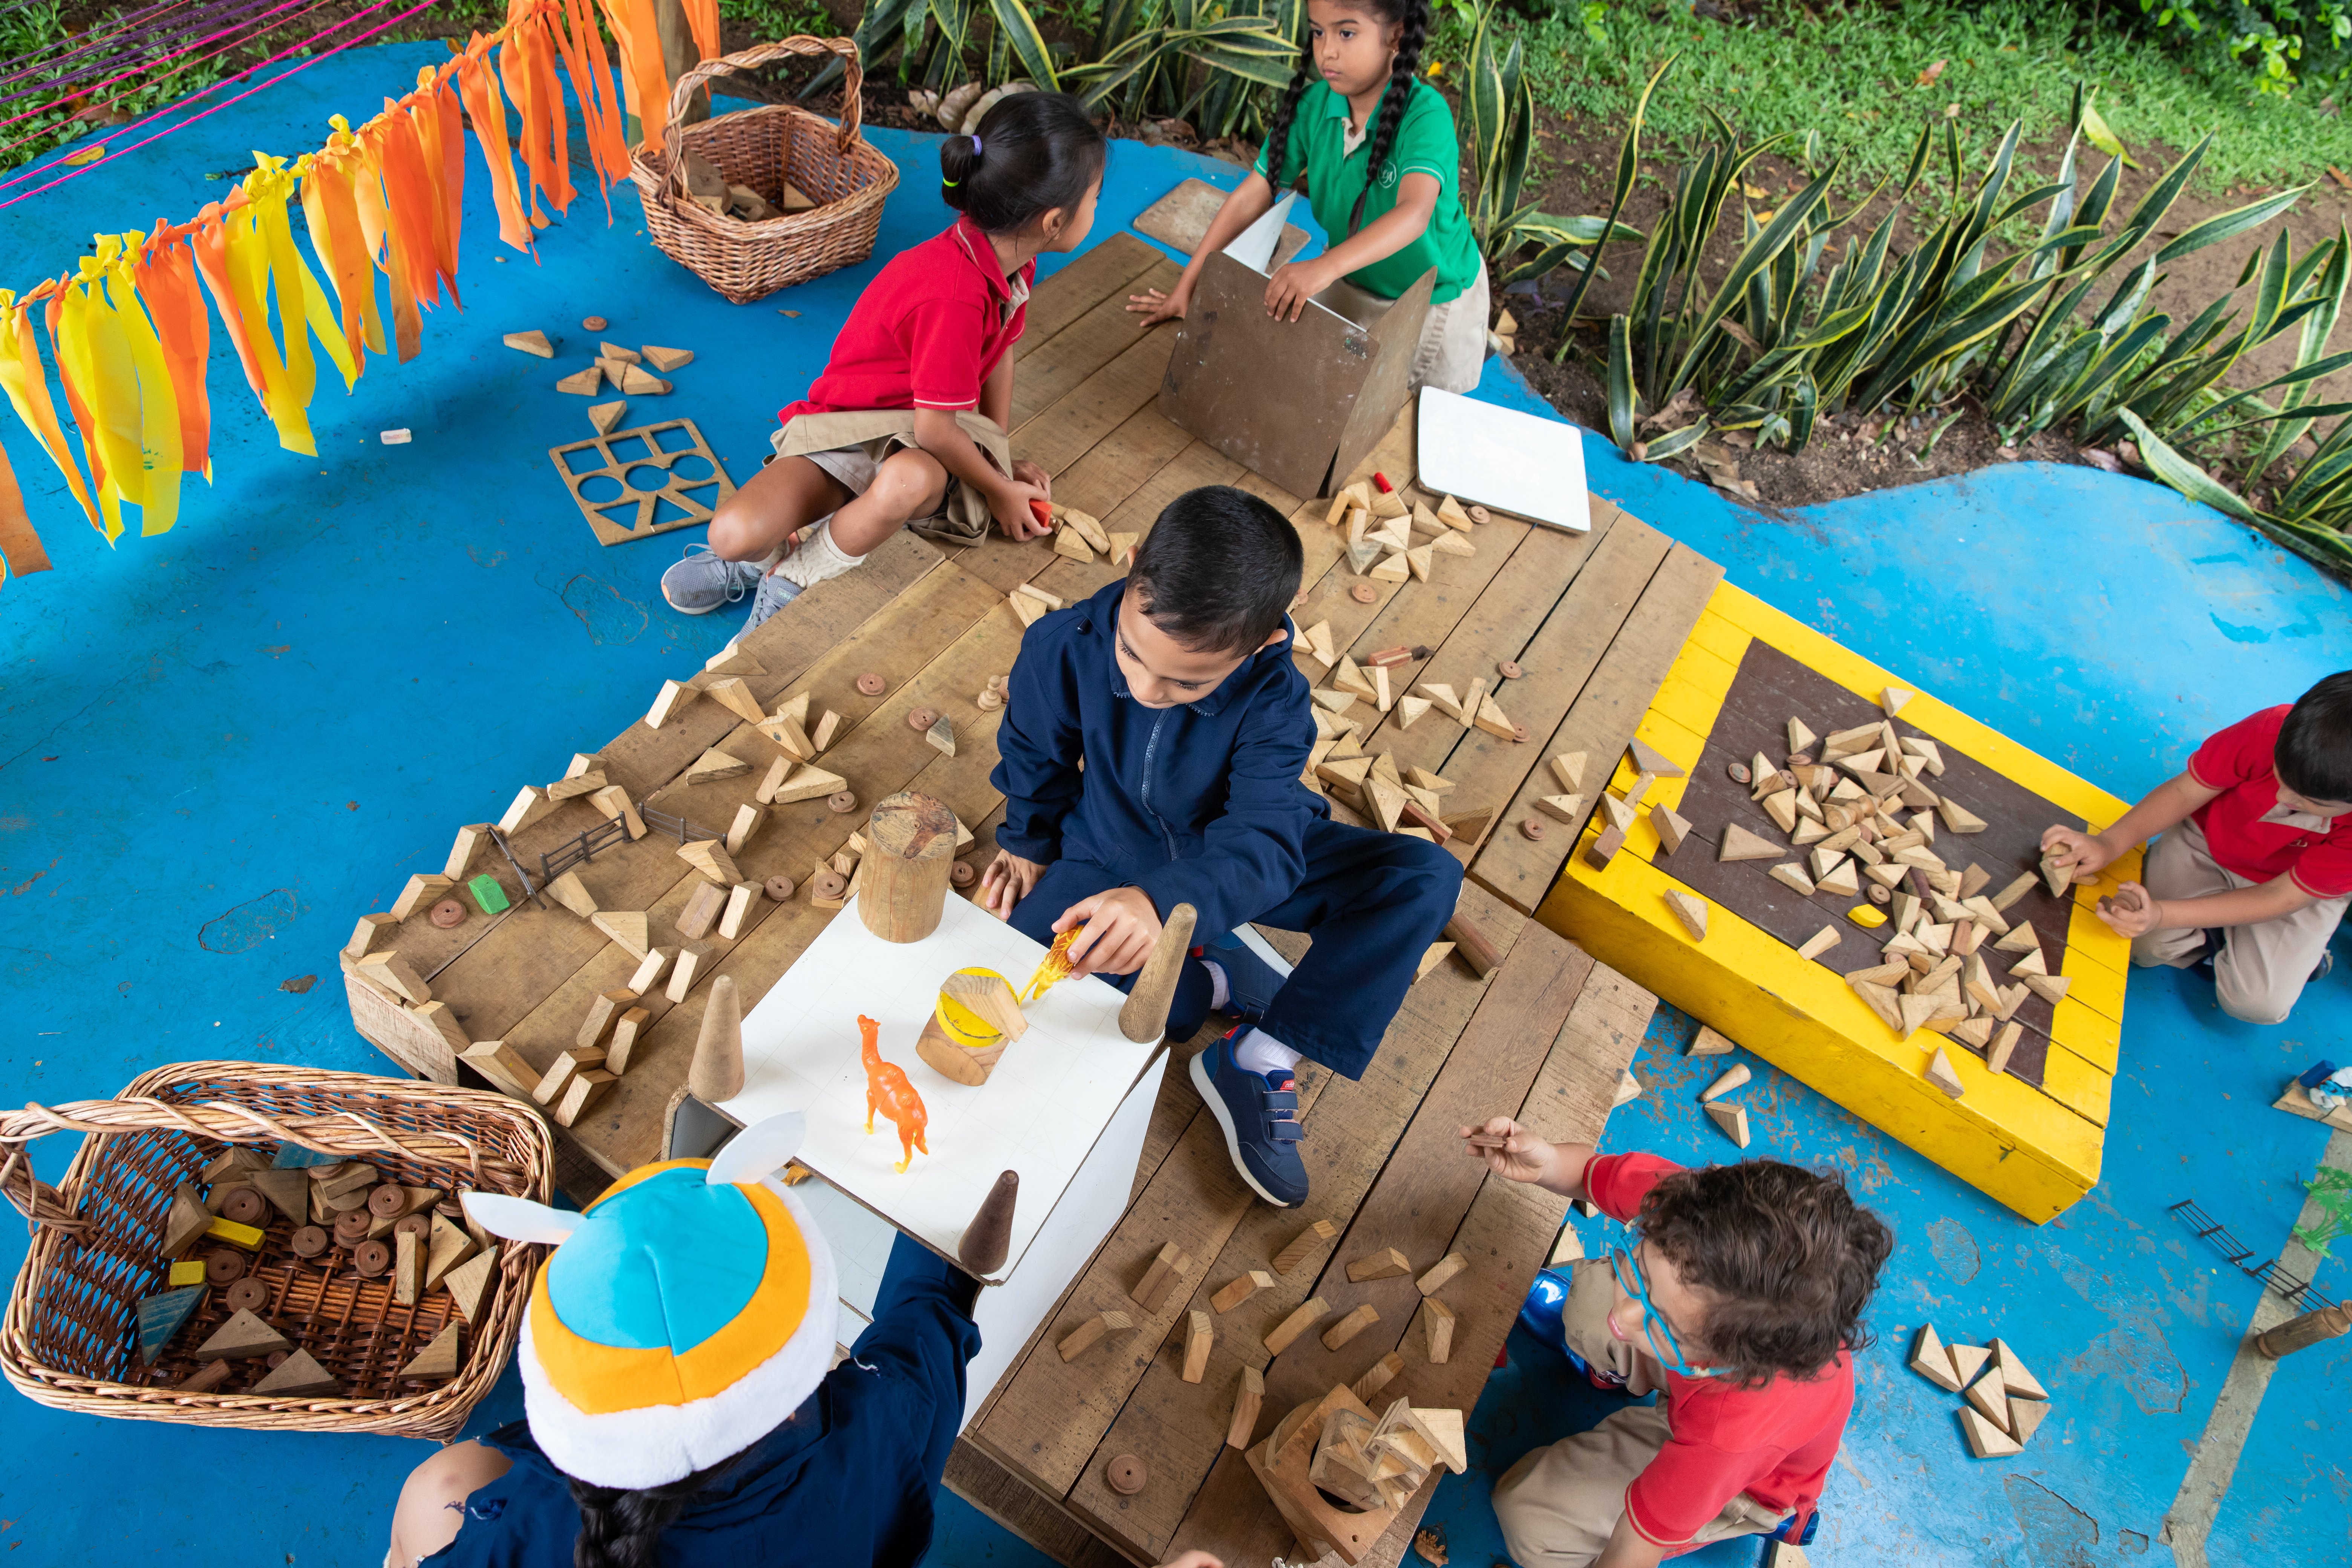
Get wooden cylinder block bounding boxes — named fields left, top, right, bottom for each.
left=857, top=792, right=959, bottom=943
left=914, top=1014, right=1007, bottom=1086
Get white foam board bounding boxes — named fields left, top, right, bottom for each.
left=1415, top=384, right=1592, bottom=533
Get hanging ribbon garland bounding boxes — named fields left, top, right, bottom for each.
left=0, top=0, right=672, bottom=587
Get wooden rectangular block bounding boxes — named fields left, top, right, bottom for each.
left=676, top=880, right=727, bottom=942
left=605, top=1007, right=652, bottom=1075
left=1130, top=1241, right=1192, bottom=1313
left=717, top=882, right=757, bottom=940
left=1181, top=1310, right=1212, bottom=1383
left=1415, top=1252, right=1467, bottom=1295
left=1345, top=1247, right=1412, bottom=1283
left=557, top=1068, right=618, bottom=1127
left=1419, top=1296, right=1456, bottom=1363
left=1210, top=1269, right=1275, bottom=1314
left=1263, top=1297, right=1329, bottom=1355
left=1227, top=1364, right=1265, bottom=1449
left=1058, top=1311, right=1132, bottom=1361
left=1272, top=1217, right=1337, bottom=1276
left=667, top=941, right=713, bottom=1003
left=461, top=1039, right=539, bottom=1098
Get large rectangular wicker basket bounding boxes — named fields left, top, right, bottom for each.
left=0, top=1062, right=553, bottom=1439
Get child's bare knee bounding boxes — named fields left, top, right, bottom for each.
left=705, top=498, right=766, bottom=560
left=870, top=450, right=945, bottom=515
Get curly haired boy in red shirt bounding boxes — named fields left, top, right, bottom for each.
left=1460, top=1120, right=1892, bottom=1566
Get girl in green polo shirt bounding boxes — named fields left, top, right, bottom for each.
left=1128, top=0, right=1488, bottom=392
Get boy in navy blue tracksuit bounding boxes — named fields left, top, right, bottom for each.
left=981, top=485, right=1462, bottom=1208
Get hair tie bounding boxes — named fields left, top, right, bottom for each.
left=970, top=135, right=983, bottom=156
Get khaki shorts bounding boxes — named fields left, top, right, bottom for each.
left=1315, top=257, right=1493, bottom=396
left=769, top=407, right=1014, bottom=550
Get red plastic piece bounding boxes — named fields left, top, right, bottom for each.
left=1372, top=472, right=1395, bottom=493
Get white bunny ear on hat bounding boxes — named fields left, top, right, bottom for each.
left=462, top=1191, right=585, bottom=1243
left=706, top=1111, right=807, bottom=1187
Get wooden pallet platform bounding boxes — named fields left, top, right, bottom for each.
left=341, top=232, right=1701, bottom=1565
left=1534, top=582, right=2137, bottom=1223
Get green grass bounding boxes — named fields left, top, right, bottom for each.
left=1454, top=0, right=2352, bottom=198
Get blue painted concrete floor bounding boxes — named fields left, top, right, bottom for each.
left=3, top=43, right=2349, bottom=1568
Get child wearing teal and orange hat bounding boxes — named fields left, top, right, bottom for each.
left=382, top=1114, right=981, bottom=1568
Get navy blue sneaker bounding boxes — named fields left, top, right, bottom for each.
left=1190, top=1027, right=1308, bottom=1207
left=1200, top=930, right=1292, bottom=1019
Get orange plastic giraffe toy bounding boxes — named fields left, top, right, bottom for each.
left=858, top=1014, right=929, bottom=1172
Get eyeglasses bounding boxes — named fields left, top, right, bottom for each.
left=1609, top=1241, right=1724, bottom=1380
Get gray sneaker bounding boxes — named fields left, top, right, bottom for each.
left=742, top=570, right=803, bottom=634
left=661, top=544, right=764, bottom=615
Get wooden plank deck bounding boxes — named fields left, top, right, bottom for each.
left=341, top=232, right=1715, bottom=1566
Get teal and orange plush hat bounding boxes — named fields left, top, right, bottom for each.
left=462, top=1113, right=836, bottom=1490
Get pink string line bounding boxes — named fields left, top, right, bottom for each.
left=0, top=0, right=435, bottom=209
left=0, top=0, right=322, bottom=140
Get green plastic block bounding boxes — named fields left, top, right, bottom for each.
left=468, top=874, right=511, bottom=914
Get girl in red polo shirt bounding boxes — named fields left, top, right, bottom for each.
left=1459, top=1122, right=1891, bottom=1567
left=663, top=93, right=1106, bottom=629
left=2043, top=668, right=2352, bottom=1024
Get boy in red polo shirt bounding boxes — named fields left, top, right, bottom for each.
left=2043, top=669, right=2352, bottom=1024
left=662, top=93, right=1105, bottom=630
left=1461, top=1120, right=1891, bottom=1566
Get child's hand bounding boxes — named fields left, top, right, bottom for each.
left=1264, top=256, right=1338, bottom=322
left=979, top=850, right=1047, bottom=918
left=1460, top=1116, right=1554, bottom=1186
left=1010, top=457, right=1052, bottom=500
left=988, top=476, right=1054, bottom=542
left=1127, top=281, right=1191, bottom=326
left=2093, top=881, right=2164, bottom=938
left=2040, top=825, right=2114, bottom=877
left=1055, top=888, right=1162, bottom=977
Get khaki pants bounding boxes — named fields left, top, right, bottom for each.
left=770, top=407, right=1014, bottom=551
left=1491, top=1262, right=1788, bottom=1566
left=1315, top=258, right=1493, bottom=396
left=2129, top=817, right=2346, bottom=1025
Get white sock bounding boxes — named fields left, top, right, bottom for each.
left=1203, top=960, right=1230, bottom=1012
left=1233, top=1027, right=1300, bottom=1077
left=775, top=518, right=867, bottom=589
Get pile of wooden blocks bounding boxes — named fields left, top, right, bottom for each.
left=1571, top=737, right=1688, bottom=879
left=1045, top=502, right=1137, bottom=570
left=1306, top=1395, right=1470, bottom=1512
left=136, top=1144, right=493, bottom=1398
left=1317, top=476, right=1480, bottom=584
left=1687, top=1027, right=1756, bottom=1147
left=506, top=328, right=692, bottom=401
left=1908, top=1323, right=2052, bottom=1458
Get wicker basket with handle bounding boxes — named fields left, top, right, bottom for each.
left=0, top=1061, right=553, bottom=1439
left=631, top=37, right=902, bottom=304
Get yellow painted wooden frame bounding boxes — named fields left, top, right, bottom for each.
left=1536, top=582, right=2139, bottom=1223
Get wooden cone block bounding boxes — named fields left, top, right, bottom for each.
left=858, top=792, right=958, bottom=943
left=957, top=1170, right=1018, bottom=1276
left=686, top=974, right=743, bottom=1104
left=1119, top=902, right=1199, bottom=1043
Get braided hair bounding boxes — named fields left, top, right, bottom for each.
left=568, top=1457, right=736, bottom=1568
left=1345, top=0, right=1430, bottom=237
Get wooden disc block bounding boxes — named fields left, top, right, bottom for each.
left=857, top=792, right=958, bottom=943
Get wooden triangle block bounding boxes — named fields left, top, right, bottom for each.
left=1937, top=796, right=1988, bottom=834
left=1406, top=544, right=1435, bottom=581
left=1435, top=494, right=1474, bottom=530
left=588, top=400, right=628, bottom=434
left=195, top=1308, right=291, bottom=1361
left=1417, top=682, right=1462, bottom=720
left=641, top=344, right=694, bottom=372
left=1770, top=863, right=1816, bottom=897
left=1334, top=657, right=1378, bottom=700
left=1429, top=529, right=1474, bottom=556
left=1317, top=755, right=1373, bottom=790
left=1689, top=1026, right=1738, bottom=1056
left=2020, top=971, right=2070, bottom=1004
left=617, top=363, right=671, bottom=395
left=590, top=911, right=651, bottom=959
left=1311, top=689, right=1357, bottom=714
left=1060, top=508, right=1110, bottom=551
left=1054, top=524, right=1095, bottom=561
left=136, top=1286, right=206, bottom=1364
left=1366, top=775, right=1409, bottom=834
left=1650, top=805, right=1691, bottom=854
left=1600, top=793, right=1637, bottom=834
left=400, top=1321, right=465, bottom=1381
left=2009, top=1396, right=2051, bottom=1445
left=1881, top=685, right=1913, bottom=716
left=1663, top=890, right=1708, bottom=940
left=700, top=676, right=765, bottom=724
left=1964, top=1370, right=2015, bottom=1433
left=1703, top=1098, right=1749, bottom=1147
left=1787, top=717, right=1818, bottom=753
left=443, top=1249, right=496, bottom=1325
left=1550, top=752, right=1586, bottom=792
left=1850, top=980, right=1903, bottom=1031
left=252, top=1348, right=339, bottom=1397
left=1991, top=1337, right=2047, bottom=1400
left=1909, top=1323, right=1964, bottom=1391
left=1796, top=926, right=1842, bottom=961
left=1626, top=738, right=1685, bottom=778
left=424, top=1212, right=480, bottom=1291
left=1960, top=1404, right=2022, bottom=1458
left=555, top=365, right=603, bottom=395
left=1535, top=793, right=1585, bottom=824
left=1948, top=1341, right=1992, bottom=1385
left=1897, top=992, right=1940, bottom=1037
left=676, top=840, right=741, bottom=885
left=1817, top=859, right=1862, bottom=897
left=1369, top=553, right=1410, bottom=581
left=2009, top=946, right=2049, bottom=976
left=1719, top=823, right=1781, bottom=861
left=770, top=764, right=847, bottom=806
left=1474, top=691, right=1519, bottom=740
left=683, top=748, right=751, bottom=784
left=1923, top=1046, right=1965, bottom=1097
left=504, top=328, right=554, bottom=357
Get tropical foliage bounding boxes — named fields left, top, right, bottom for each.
left=1459, top=4, right=1637, bottom=284
left=1563, top=66, right=2352, bottom=575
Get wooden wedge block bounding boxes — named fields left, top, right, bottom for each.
left=683, top=748, right=751, bottom=786
left=504, top=328, right=554, bottom=357
left=1991, top=1337, right=2048, bottom=1400
left=717, top=882, right=758, bottom=940
left=1627, top=737, right=1685, bottom=778
left=1986, top=1021, right=2022, bottom=1075
left=1719, top=822, right=1781, bottom=861
left=444, top=1250, right=496, bottom=1326
left=1663, top=890, right=1708, bottom=940
left=640, top=344, right=694, bottom=372
left=555, top=365, right=603, bottom=395
left=1321, top=1302, right=1380, bottom=1350
left=1960, top=1404, right=2023, bottom=1458
left=357, top=952, right=431, bottom=1006
left=194, top=1308, right=289, bottom=1361
left=401, top=1320, right=464, bottom=1381
left=1227, top=1364, right=1265, bottom=1448
left=1273, top=1217, right=1338, bottom=1275
left=1796, top=926, right=1842, bottom=961
left=1415, top=1252, right=1466, bottom=1295
left=1211, top=1270, right=1276, bottom=1314
left=1923, top=1046, right=1965, bottom=1098
left=2009, top=1396, right=2051, bottom=1446
left=1419, top=1297, right=1456, bottom=1364
left=1689, top=1026, right=1738, bottom=1056
left=1346, top=1247, right=1413, bottom=1283
left=1948, top=1341, right=1992, bottom=1385
left=252, top=1348, right=339, bottom=1397
left=589, top=910, right=651, bottom=958
left=1352, top=1349, right=1405, bottom=1405
left=1770, top=863, right=1817, bottom=897
left=677, top=839, right=741, bottom=885
left=1263, top=1297, right=1329, bottom=1354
